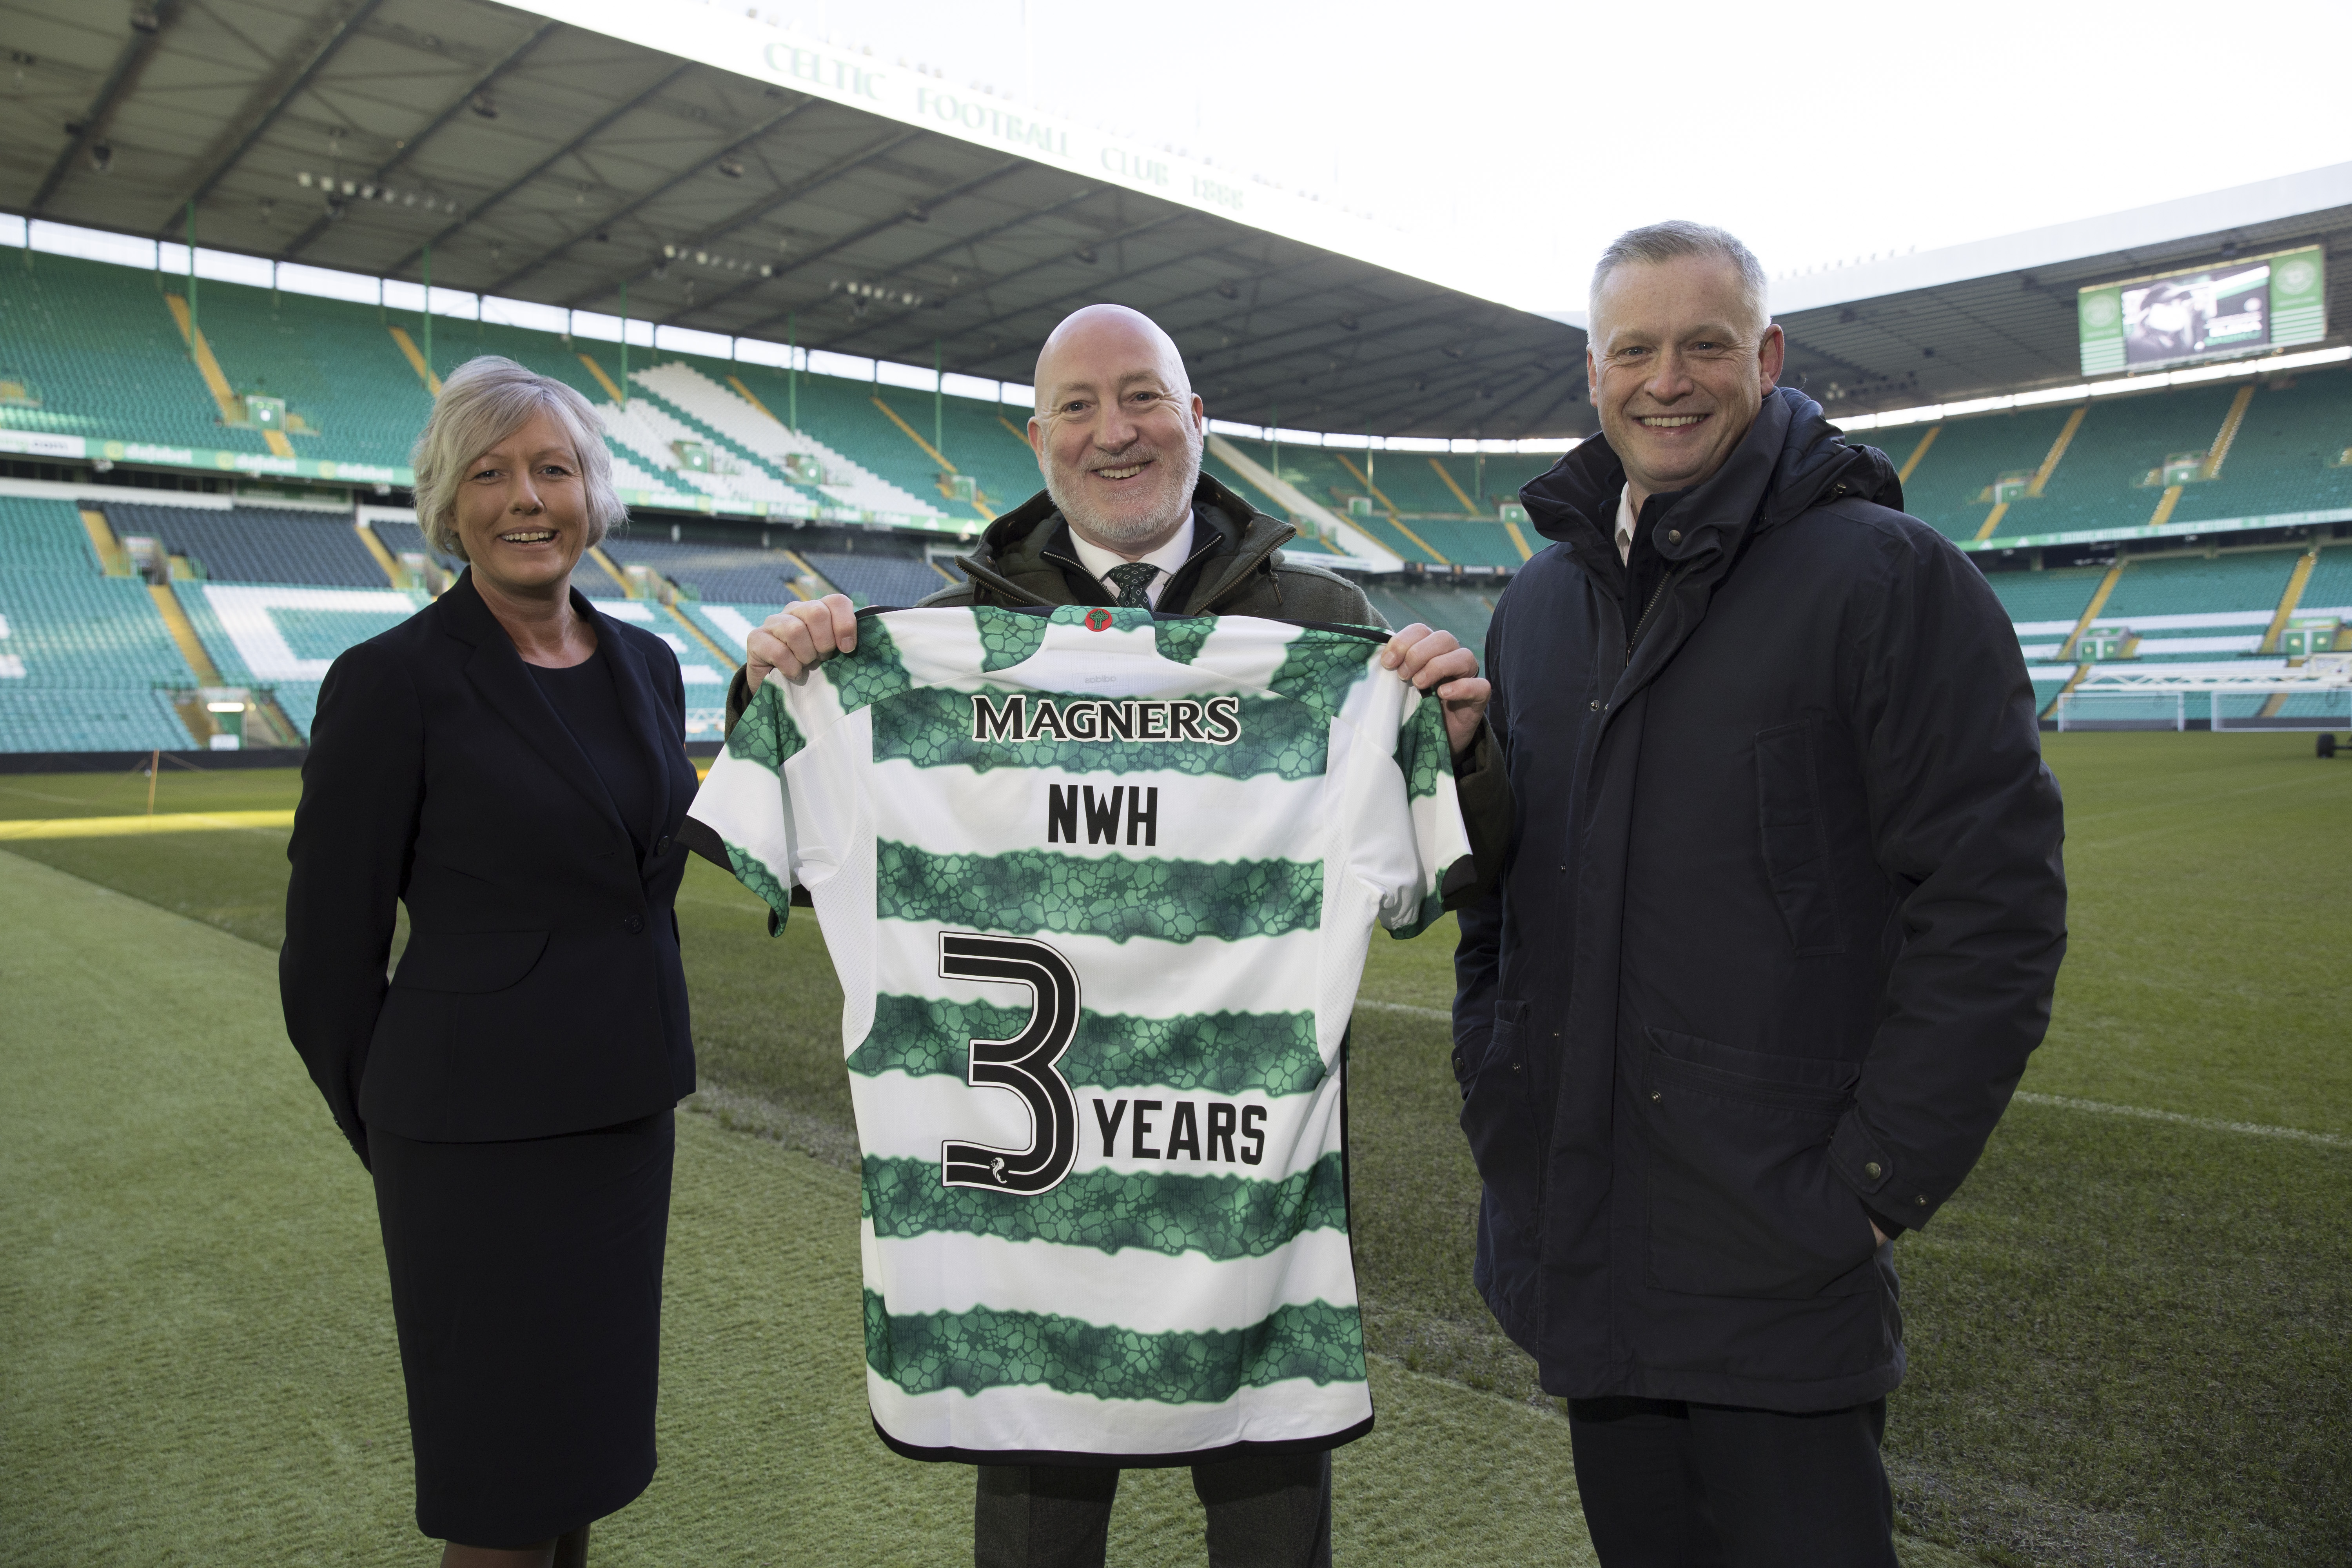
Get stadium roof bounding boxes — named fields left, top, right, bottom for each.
left=3, top=0, right=1588, bottom=439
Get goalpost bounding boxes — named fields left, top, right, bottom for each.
left=2054, top=657, right=2352, bottom=733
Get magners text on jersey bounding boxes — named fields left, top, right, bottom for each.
left=970, top=693, right=1243, bottom=745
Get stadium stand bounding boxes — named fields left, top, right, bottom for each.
left=176, top=276, right=433, bottom=469
left=0, top=252, right=273, bottom=456
left=0, top=495, right=202, bottom=750
left=1873, top=368, right=2352, bottom=543
left=1403, top=519, right=1531, bottom=568
left=167, top=579, right=423, bottom=741
left=1337, top=510, right=1446, bottom=568
left=1476, top=453, right=1558, bottom=509
left=601, top=393, right=806, bottom=511
left=617, top=384, right=813, bottom=503
left=1198, top=445, right=1423, bottom=563
left=1200, top=437, right=1542, bottom=569
left=2003, top=384, right=2245, bottom=539
left=412, top=323, right=706, bottom=510
left=867, top=389, right=1043, bottom=521
left=2095, top=548, right=2303, bottom=660
left=802, top=549, right=956, bottom=608
left=599, top=534, right=808, bottom=604
left=1981, top=564, right=2106, bottom=640
left=1362, top=581, right=1499, bottom=642
left=1890, top=408, right=2080, bottom=541
left=2171, top=371, right=2352, bottom=525
left=941, top=396, right=1050, bottom=514
left=628, top=360, right=936, bottom=518
left=0, top=494, right=102, bottom=574
left=104, top=501, right=388, bottom=587
left=2299, top=540, right=2352, bottom=617
left=2100, top=548, right=2302, bottom=618
left=1971, top=563, right=2112, bottom=712
left=1363, top=456, right=1474, bottom=518
left=367, top=515, right=461, bottom=573
left=746, top=370, right=957, bottom=518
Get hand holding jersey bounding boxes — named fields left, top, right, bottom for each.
left=686, top=603, right=1471, bottom=1464
left=1378, top=624, right=1487, bottom=754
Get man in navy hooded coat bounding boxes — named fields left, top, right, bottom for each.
left=1452, top=221, right=2067, bottom=1564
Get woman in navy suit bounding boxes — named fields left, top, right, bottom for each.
left=281, top=356, right=704, bottom=1567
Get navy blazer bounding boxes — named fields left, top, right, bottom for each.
left=281, top=568, right=704, bottom=1159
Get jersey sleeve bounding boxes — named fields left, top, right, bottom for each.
left=685, top=675, right=809, bottom=933
left=1378, top=684, right=1474, bottom=940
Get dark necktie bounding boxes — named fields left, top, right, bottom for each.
left=1106, top=562, right=1159, bottom=608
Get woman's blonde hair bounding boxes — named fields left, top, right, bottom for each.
left=410, top=356, right=625, bottom=560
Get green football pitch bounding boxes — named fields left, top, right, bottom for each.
left=2, top=733, right=2345, bottom=1566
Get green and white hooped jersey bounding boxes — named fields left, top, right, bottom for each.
left=687, top=603, right=1470, bottom=1464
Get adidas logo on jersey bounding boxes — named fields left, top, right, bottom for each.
left=970, top=693, right=1243, bottom=745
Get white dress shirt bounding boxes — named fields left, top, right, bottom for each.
left=1067, top=513, right=1198, bottom=608
left=1614, top=484, right=1636, bottom=565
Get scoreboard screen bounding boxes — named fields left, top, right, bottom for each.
left=2079, top=247, right=2325, bottom=376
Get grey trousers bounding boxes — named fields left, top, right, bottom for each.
left=974, top=1450, right=1333, bottom=1568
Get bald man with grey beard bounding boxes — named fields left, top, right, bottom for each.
left=725, top=305, right=1513, bottom=1568
left=730, top=302, right=1498, bottom=768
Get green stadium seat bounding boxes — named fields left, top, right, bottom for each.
left=2169, top=370, right=2352, bottom=526
left=368, top=517, right=460, bottom=573
left=869, top=388, right=1044, bottom=520
left=800, top=549, right=958, bottom=608
left=0, top=494, right=102, bottom=573
left=601, top=534, right=810, bottom=604
left=2093, top=549, right=2301, bottom=661
left=104, top=502, right=387, bottom=587
left=1364, top=582, right=1503, bottom=644
left=1400, top=518, right=1529, bottom=569
left=1885, top=367, right=2352, bottom=545
left=2011, top=385, right=2243, bottom=539
left=179, top=275, right=434, bottom=468
left=1980, top=564, right=2107, bottom=631
left=1889, top=408, right=2078, bottom=541
left=0, top=497, right=200, bottom=750
left=0, top=252, right=272, bottom=456
left=2298, top=541, right=2352, bottom=618
left=2102, top=550, right=2299, bottom=618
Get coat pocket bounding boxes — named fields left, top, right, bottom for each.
left=390, top=930, right=549, bottom=994
left=1639, top=1027, right=1876, bottom=1299
left=1755, top=721, right=1844, bottom=956
left=1457, top=1000, right=1544, bottom=1248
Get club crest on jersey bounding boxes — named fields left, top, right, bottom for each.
left=1083, top=607, right=1114, bottom=632
left=971, top=692, right=1242, bottom=745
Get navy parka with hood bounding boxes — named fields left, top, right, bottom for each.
left=1452, top=387, right=2067, bottom=1411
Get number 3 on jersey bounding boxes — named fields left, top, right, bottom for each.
left=939, top=932, right=1081, bottom=1195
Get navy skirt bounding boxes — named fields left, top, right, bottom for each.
left=371, top=1109, right=674, bottom=1547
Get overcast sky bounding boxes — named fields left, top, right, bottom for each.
left=746, top=0, right=2352, bottom=314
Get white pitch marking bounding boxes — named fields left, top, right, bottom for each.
left=1351, top=1002, right=2352, bottom=1151
left=2012, top=1091, right=2348, bottom=1150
